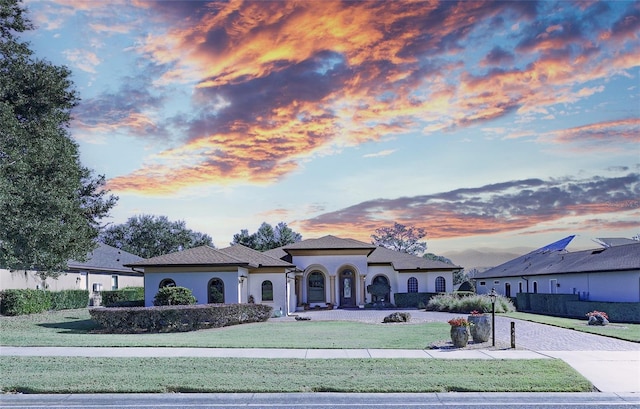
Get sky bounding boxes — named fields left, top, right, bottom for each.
left=21, top=0, right=640, bottom=260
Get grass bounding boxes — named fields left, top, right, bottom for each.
left=0, top=309, right=448, bottom=348
left=503, top=312, right=640, bottom=343
left=0, top=310, right=449, bottom=349
left=0, top=356, right=594, bottom=393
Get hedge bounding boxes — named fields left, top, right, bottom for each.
left=89, top=303, right=273, bottom=333
left=393, top=292, right=438, bottom=308
left=0, top=289, right=89, bottom=316
left=517, top=293, right=640, bottom=323
left=101, top=287, right=144, bottom=307
left=566, top=301, right=640, bottom=323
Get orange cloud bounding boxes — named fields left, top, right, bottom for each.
left=92, top=1, right=639, bottom=194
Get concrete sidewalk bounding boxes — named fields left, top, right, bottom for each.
left=2, top=346, right=639, bottom=393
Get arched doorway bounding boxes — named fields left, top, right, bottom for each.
left=208, top=278, right=224, bottom=303
left=339, top=269, right=356, bottom=308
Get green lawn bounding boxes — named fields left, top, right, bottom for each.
left=0, top=309, right=448, bottom=348
left=0, top=356, right=593, bottom=393
left=503, top=312, right=640, bottom=343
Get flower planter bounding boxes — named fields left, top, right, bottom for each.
left=468, top=315, right=491, bottom=343
left=450, top=326, right=469, bottom=348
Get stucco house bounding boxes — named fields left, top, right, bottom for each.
left=127, top=235, right=460, bottom=314
left=474, top=237, right=640, bottom=303
left=0, top=242, right=143, bottom=294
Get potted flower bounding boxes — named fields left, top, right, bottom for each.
left=448, top=317, right=470, bottom=348
left=586, top=310, right=609, bottom=326
left=467, top=310, right=491, bottom=343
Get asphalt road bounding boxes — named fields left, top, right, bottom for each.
left=1, top=393, right=639, bottom=409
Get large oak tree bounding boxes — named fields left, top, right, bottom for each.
left=231, top=222, right=302, bottom=251
left=371, top=222, right=427, bottom=256
left=100, top=214, right=214, bottom=259
left=0, top=0, right=117, bottom=277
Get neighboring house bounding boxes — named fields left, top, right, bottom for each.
left=473, top=236, right=640, bottom=303
left=128, top=235, right=460, bottom=314
left=0, top=243, right=144, bottom=295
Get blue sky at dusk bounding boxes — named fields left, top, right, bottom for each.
left=22, top=0, right=639, bottom=257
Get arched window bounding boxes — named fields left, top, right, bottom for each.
left=262, top=280, right=273, bottom=302
left=307, top=271, right=325, bottom=302
left=435, top=276, right=446, bottom=293
left=518, top=282, right=523, bottom=293
left=407, top=277, right=418, bottom=293
left=159, top=279, right=176, bottom=288
left=208, top=278, right=225, bottom=303
left=533, top=281, right=538, bottom=294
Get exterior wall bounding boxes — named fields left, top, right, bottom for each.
left=0, top=269, right=142, bottom=292
left=396, top=271, right=453, bottom=294
left=247, top=272, right=287, bottom=316
left=294, top=254, right=369, bottom=307
left=86, top=272, right=143, bottom=292
left=0, top=269, right=83, bottom=290
left=586, top=270, right=640, bottom=302
left=143, top=268, right=241, bottom=307
left=476, top=270, right=640, bottom=303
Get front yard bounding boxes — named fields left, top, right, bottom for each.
left=0, top=308, right=611, bottom=393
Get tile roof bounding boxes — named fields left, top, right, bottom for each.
left=283, top=235, right=376, bottom=252
left=67, top=242, right=143, bottom=273
left=474, top=242, right=640, bottom=279
left=263, top=247, right=288, bottom=260
left=368, top=246, right=461, bottom=271
left=125, top=245, right=248, bottom=267
left=219, top=244, right=294, bottom=268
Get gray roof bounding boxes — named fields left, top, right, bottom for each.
left=67, top=242, right=143, bottom=274
left=368, top=246, right=460, bottom=271
left=219, top=244, right=294, bottom=268
left=283, top=235, right=376, bottom=253
left=126, top=245, right=248, bottom=267
left=474, top=242, right=640, bottom=279
left=593, top=238, right=638, bottom=248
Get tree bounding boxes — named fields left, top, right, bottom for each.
left=100, top=214, right=213, bottom=259
left=231, top=222, right=302, bottom=251
left=0, top=0, right=117, bottom=277
left=423, top=253, right=454, bottom=265
left=371, top=222, right=427, bottom=256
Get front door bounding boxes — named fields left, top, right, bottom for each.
left=340, top=269, right=356, bottom=308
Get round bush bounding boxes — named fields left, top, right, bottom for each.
left=153, top=286, right=197, bottom=306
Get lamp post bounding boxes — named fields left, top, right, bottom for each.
left=489, top=288, right=497, bottom=347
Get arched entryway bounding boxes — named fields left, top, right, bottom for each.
left=307, top=271, right=326, bottom=303
left=339, top=269, right=356, bottom=308
left=208, top=278, right=224, bottom=303
left=370, top=275, right=390, bottom=303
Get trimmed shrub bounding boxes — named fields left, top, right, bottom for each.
left=102, top=287, right=144, bottom=307
left=426, top=293, right=515, bottom=314
left=89, top=303, right=273, bottom=333
left=153, top=286, right=197, bottom=306
left=0, top=289, right=88, bottom=316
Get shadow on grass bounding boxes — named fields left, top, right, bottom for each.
left=37, top=319, right=98, bottom=334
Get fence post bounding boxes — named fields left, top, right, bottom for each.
left=510, top=321, right=516, bottom=349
